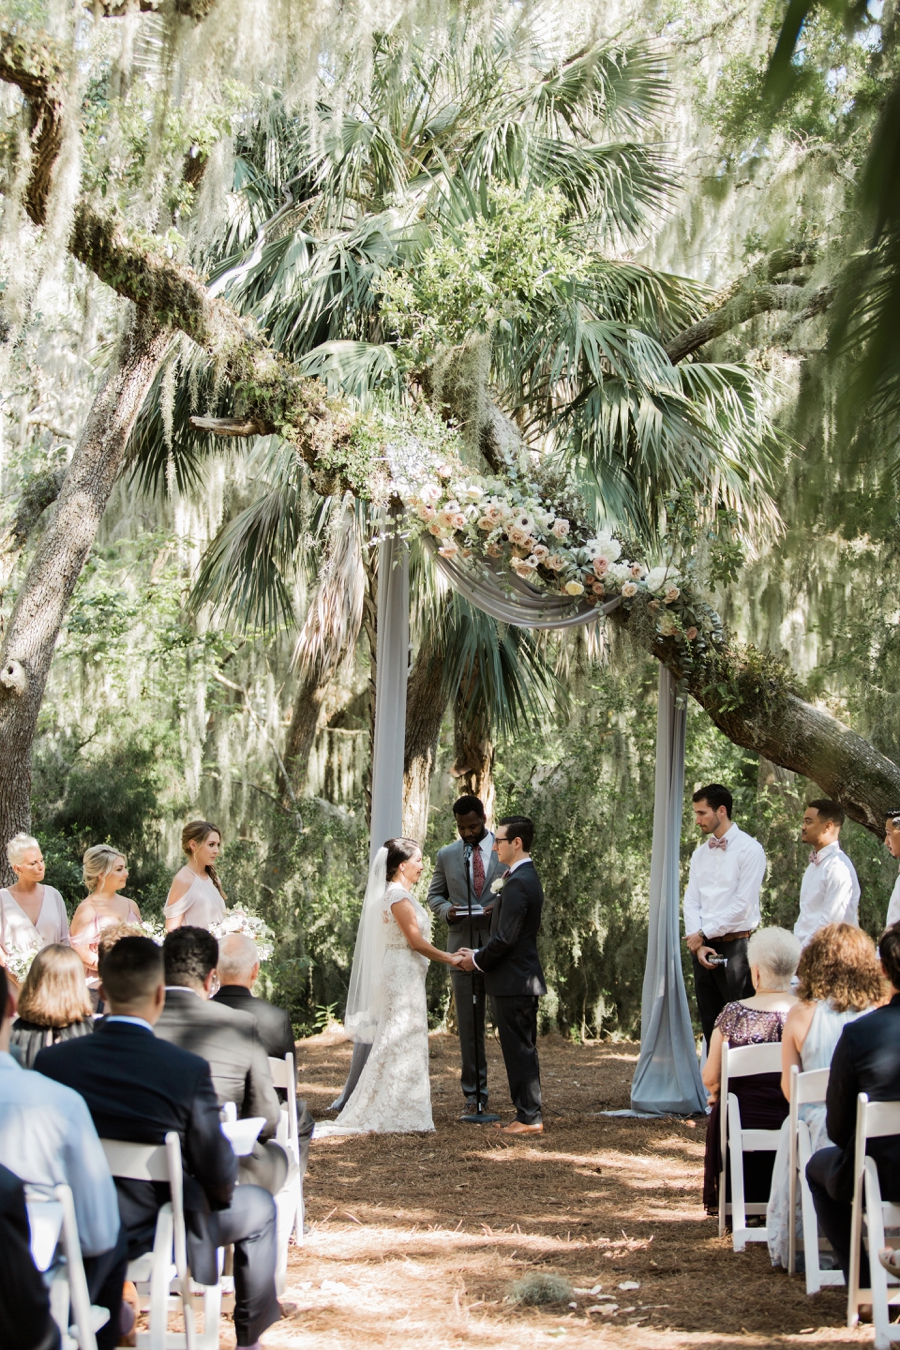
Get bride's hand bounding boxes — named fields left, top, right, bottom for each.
left=448, top=951, right=466, bottom=967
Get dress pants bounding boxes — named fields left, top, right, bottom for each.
left=807, top=1145, right=873, bottom=1287
left=692, top=937, right=753, bottom=1046
left=83, top=1224, right=129, bottom=1350
left=207, top=1184, right=280, bottom=1347
left=491, top=994, right=542, bottom=1124
left=450, top=967, right=488, bottom=1104
left=238, top=1139, right=289, bottom=1195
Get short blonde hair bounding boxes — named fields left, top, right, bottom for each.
left=6, top=833, right=40, bottom=868
left=16, top=945, right=92, bottom=1027
left=747, top=926, right=801, bottom=991
left=82, top=844, right=126, bottom=894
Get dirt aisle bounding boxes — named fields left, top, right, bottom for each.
left=241, top=1032, right=866, bottom=1349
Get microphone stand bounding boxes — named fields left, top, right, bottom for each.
left=460, top=839, right=500, bottom=1125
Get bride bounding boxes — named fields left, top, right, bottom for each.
left=323, top=836, right=463, bottom=1135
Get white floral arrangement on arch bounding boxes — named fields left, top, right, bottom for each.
left=211, top=907, right=275, bottom=963
left=397, top=462, right=694, bottom=638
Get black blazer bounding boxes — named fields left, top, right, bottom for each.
left=824, top=993, right=900, bottom=1202
left=474, top=860, right=547, bottom=997
left=212, top=986, right=294, bottom=1063
left=0, top=1161, right=59, bottom=1350
left=154, top=989, right=280, bottom=1138
left=35, top=1019, right=237, bottom=1285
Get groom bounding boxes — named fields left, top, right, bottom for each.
left=428, top=795, right=504, bottom=1115
left=459, top=816, right=546, bottom=1135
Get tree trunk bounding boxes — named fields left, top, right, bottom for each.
left=403, top=624, right=450, bottom=841
left=453, top=665, right=495, bottom=821
left=0, top=312, right=170, bottom=881
left=284, top=671, right=332, bottom=796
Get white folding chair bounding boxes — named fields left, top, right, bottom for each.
left=786, top=1065, right=842, bottom=1292
left=847, top=1093, right=900, bottom=1347
left=26, top=1184, right=108, bottom=1350
left=101, top=1133, right=222, bottom=1350
left=718, top=1040, right=784, bottom=1251
left=268, top=1052, right=304, bottom=1246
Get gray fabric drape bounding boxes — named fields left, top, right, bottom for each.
left=630, top=666, right=707, bottom=1115
left=426, top=536, right=621, bottom=629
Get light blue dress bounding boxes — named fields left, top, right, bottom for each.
left=766, top=1000, right=870, bottom=1268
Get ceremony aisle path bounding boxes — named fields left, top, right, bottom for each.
left=231, top=1031, right=868, bottom=1349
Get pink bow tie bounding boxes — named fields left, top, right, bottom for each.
left=708, top=836, right=728, bottom=851
left=809, top=850, right=822, bottom=866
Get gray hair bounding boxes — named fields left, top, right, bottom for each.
left=6, top=833, right=40, bottom=868
left=747, top=926, right=801, bottom=991
left=216, top=933, right=259, bottom=985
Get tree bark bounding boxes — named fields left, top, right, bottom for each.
left=402, top=625, right=450, bottom=841
left=452, top=663, right=495, bottom=821
left=0, top=313, right=170, bottom=881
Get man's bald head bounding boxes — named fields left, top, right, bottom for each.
left=216, top=933, right=260, bottom=989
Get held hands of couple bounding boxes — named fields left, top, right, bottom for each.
left=454, top=948, right=477, bottom=972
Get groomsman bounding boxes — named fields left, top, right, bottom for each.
left=683, top=783, right=767, bottom=1046
left=795, top=799, right=860, bottom=947
left=428, top=795, right=504, bottom=1114
left=883, top=809, right=900, bottom=928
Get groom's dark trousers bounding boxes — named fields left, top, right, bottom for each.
left=805, top=994, right=900, bottom=1286
left=475, top=860, right=547, bottom=1125
left=36, top=1019, right=280, bottom=1348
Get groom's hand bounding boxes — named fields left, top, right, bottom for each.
left=457, top=949, right=477, bottom=972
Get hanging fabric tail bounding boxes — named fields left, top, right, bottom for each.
left=630, top=666, right=707, bottom=1115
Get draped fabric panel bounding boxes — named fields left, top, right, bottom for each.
left=630, top=666, right=707, bottom=1115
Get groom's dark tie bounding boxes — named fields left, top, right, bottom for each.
left=472, top=847, right=485, bottom=898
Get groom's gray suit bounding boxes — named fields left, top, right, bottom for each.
left=428, top=836, right=504, bottom=1107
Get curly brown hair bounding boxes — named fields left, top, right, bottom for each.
left=796, top=923, right=886, bottom=1011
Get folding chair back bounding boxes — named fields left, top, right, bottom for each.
left=718, top=1040, right=783, bottom=1250
left=268, top=1051, right=304, bottom=1281
left=27, top=1185, right=104, bottom=1350
left=786, top=1066, right=841, bottom=1291
left=101, top=1133, right=207, bottom=1350
left=848, top=1093, right=900, bottom=1346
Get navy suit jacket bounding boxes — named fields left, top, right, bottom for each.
left=474, top=859, right=547, bottom=997
left=35, top=1019, right=237, bottom=1284
left=823, top=992, right=900, bottom=1202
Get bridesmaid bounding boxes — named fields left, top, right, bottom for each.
left=69, top=846, right=142, bottom=977
left=164, top=820, right=227, bottom=931
left=0, top=834, right=69, bottom=972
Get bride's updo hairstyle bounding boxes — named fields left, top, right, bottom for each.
left=384, top=837, right=420, bottom=881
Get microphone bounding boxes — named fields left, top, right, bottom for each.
left=464, top=842, right=474, bottom=859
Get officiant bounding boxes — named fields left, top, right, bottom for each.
left=427, top=796, right=504, bottom=1115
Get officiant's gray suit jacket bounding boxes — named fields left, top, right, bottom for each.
left=427, top=838, right=505, bottom=954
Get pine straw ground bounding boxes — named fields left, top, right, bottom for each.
left=221, top=1030, right=870, bottom=1350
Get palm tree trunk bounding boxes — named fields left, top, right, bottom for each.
left=0, top=312, right=170, bottom=882
left=403, top=625, right=449, bottom=840
left=453, top=664, right=495, bottom=820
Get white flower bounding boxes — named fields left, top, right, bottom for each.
left=608, top=562, right=631, bottom=582
left=645, top=566, right=670, bottom=593
left=550, top=518, right=570, bottom=538
left=664, top=584, right=680, bottom=603
left=463, top=484, right=484, bottom=502
left=437, top=464, right=453, bottom=479
left=420, top=483, right=440, bottom=505
left=564, top=580, right=585, bottom=596
left=621, top=582, right=638, bottom=598
left=510, top=512, right=535, bottom=535
left=657, top=612, right=678, bottom=636
left=586, top=533, right=620, bottom=562
left=438, top=542, right=459, bottom=558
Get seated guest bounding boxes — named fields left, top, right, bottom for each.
left=214, top=934, right=314, bottom=1177
left=0, top=966, right=125, bottom=1350
left=702, top=926, right=801, bottom=1214
left=767, top=924, right=885, bottom=1268
left=805, top=923, right=900, bottom=1287
left=92, top=923, right=145, bottom=1014
left=156, top=927, right=288, bottom=1196
left=10, top=945, right=94, bottom=1068
left=0, top=1161, right=60, bottom=1350
left=35, top=936, right=281, bottom=1350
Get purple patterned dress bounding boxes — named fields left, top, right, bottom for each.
left=703, top=1003, right=790, bottom=1213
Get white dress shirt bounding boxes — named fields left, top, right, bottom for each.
left=794, top=840, right=860, bottom=947
left=887, top=867, right=900, bottom=930
left=0, top=1051, right=119, bottom=1256
left=683, top=823, right=766, bottom=940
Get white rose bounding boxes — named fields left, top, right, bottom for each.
left=664, top=584, right=680, bottom=603
left=437, top=464, right=453, bottom=479
left=420, top=484, right=440, bottom=505
left=490, top=878, right=504, bottom=894
left=564, top=580, right=585, bottom=596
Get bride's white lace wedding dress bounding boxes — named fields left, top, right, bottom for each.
left=321, top=883, right=434, bottom=1135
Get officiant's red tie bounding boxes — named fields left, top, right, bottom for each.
left=472, top=847, right=485, bottom=898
